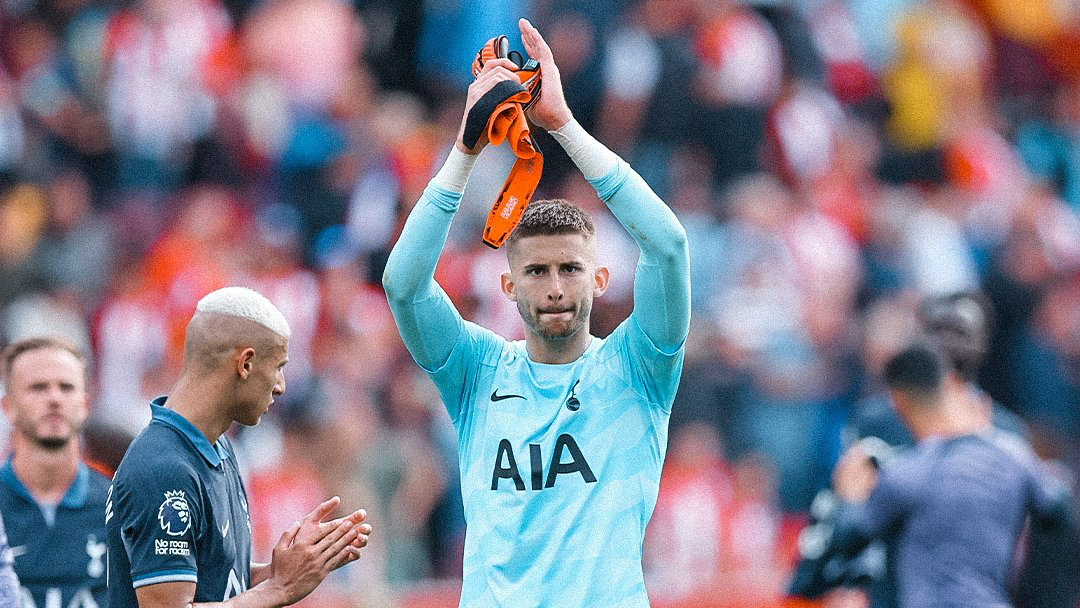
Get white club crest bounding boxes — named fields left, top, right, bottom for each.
left=86, top=534, right=107, bottom=578
left=157, top=490, right=192, bottom=536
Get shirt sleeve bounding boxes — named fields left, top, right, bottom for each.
left=114, top=460, right=202, bottom=588
left=588, top=160, right=691, bottom=355
left=858, top=469, right=910, bottom=539
left=1025, top=459, right=1074, bottom=529
left=427, top=319, right=505, bottom=424
left=383, top=182, right=468, bottom=373
left=0, top=513, right=20, bottom=606
left=832, top=466, right=911, bottom=557
left=607, top=315, right=685, bottom=411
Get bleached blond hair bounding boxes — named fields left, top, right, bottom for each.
left=195, top=287, right=291, bottom=338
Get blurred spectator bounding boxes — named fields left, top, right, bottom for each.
left=0, top=69, right=25, bottom=172
left=30, top=169, right=114, bottom=307
left=0, top=1, right=1078, bottom=605
left=142, top=184, right=243, bottom=367
left=1016, top=81, right=1080, bottom=214
left=647, top=423, right=796, bottom=608
left=645, top=422, right=735, bottom=602
left=0, top=181, right=48, bottom=306
left=236, top=203, right=322, bottom=408
left=92, top=252, right=167, bottom=435
left=103, top=0, right=230, bottom=190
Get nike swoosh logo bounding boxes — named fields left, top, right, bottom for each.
left=9, top=546, right=25, bottom=559
left=221, top=520, right=230, bottom=538
left=490, top=389, right=525, bottom=402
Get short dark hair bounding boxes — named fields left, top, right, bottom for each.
left=883, top=341, right=947, bottom=402
left=505, top=199, right=595, bottom=251
left=2, top=336, right=88, bottom=385
left=918, top=290, right=992, bottom=381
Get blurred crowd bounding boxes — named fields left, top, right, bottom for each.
left=1, top=0, right=1079, bottom=605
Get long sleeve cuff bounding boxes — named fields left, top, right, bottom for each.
left=431, top=146, right=479, bottom=193
left=549, top=119, right=619, bottom=181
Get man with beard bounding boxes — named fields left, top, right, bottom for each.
left=383, top=18, right=690, bottom=607
left=0, top=336, right=110, bottom=607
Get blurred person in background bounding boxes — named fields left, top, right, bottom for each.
left=243, top=400, right=394, bottom=608
left=102, top=0, right=230, bottom=192
left=2, top=11, right=113, bottom=186
left=707, top=172, right=860, bottom=512
left=644, top=422, right=735, bottom=604
left=92, top=250, right=169, bottom=438
left=240, top=0, right=365, bottom=263
left=28, top=169, right=114, bottom=310
left=234, top=203, right=322, bottom=411
left=1017, top=81, right=1080, bottom=215
left=140, top=184, right=246, bottom=374
left=799, top=340, right=1074, bottom=608
left=0, top=181, right=49, bottom=309
left=646, top=422, right=795, bottom=608
left=789, top=291, right=1045, bottom=607
left=0, top=336, right=110, bottom=608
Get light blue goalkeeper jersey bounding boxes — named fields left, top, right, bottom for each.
left=433, top=312, right=681, bottom=606
left=384, top=156, right=690, bottom=607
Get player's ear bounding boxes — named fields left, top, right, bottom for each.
left=500, top=271, right=517, bottom=302
left=237, top=348, right=256, bottom=379
left=593, top=265, right=609, bottom=298
left=888, top=389, right=917, bottom=426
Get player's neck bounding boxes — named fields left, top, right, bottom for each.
left=166, top=375, right=234, bottom=446
left=911, top=412, right=970, bottom=441
left=913, top=393, right=985, bottom=441
left=525, top=328, right=592, bottom=364
left=10, top=436, right=80, bottom=505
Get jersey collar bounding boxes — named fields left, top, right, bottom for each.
left=150, top=396, right=230, bottom=467
left=0, top=457, right=90, bottom=509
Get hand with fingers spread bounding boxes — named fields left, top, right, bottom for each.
left=457, top=57, right=523, bottom=154
left=331, top=507, right=373, bottom=568
left=262, top=497, right=373, bottom=606
left=518, top=18, right=573, bottom=132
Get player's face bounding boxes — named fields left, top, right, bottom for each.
left=503, top=233, right=608, bottom=341
left=2, top=348, right=88, bottom=450
left=235, top=335, right=288, bottom=426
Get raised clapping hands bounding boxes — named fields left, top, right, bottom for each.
left=456, top=18, right=574, bottom=154
left=457, top=56, right=520, bottom=154
left=518, top=18, right=573, bottom=132
left=264, top=496, right=371, bottom=606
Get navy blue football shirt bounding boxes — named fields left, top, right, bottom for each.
left=0, top=458, right=109, bottom=608
left=106, top=397, right=252, bottom=607
left=833, top=431, right=1071, bottom=608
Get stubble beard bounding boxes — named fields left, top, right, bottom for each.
left=18, top=418, right=74, bottom=451
left=518, top=299, right=591, bottom=342
left=34, top=436, right=71, bottom=450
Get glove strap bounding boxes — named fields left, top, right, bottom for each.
left=463, top=79, right=528, bottom=150
left=484, top=143, right=544, bottom=248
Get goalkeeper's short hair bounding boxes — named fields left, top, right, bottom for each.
left=506, top=199, right=596, bottom=250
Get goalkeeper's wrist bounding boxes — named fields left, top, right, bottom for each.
left=432, top=146, right=479, bottom=193
left=550, top=118, right=618, bottom=181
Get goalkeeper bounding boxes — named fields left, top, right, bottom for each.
left=382, top=17, right=690, bottom=607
